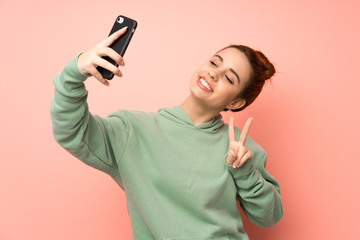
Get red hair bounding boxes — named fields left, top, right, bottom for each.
left=222, top=45, right=275, bottom=112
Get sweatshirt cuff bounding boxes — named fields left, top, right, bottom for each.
left=224, top=154, right=261, bottom=189
left=70, top=53, right=92, bottom=80
left=53, top=55, right=90, bottom=98
left=76, top=53, right=92, bottom=78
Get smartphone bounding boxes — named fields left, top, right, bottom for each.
left=97, top=15, right=137, bottom=80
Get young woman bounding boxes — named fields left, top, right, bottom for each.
left=51, top=27, right=283, bottom=240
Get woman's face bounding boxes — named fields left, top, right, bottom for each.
left=189, top=47, right=253, bottom=111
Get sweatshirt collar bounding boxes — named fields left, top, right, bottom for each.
left=158, top=105, right=224, bottom=134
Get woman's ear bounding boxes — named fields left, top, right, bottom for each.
left=226, top=98, right=246, bottom=110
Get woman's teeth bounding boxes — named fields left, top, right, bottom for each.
left=200, top=78, right=212, bottom=91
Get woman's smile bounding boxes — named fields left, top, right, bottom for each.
left=197, top=76, right=213, bottom=92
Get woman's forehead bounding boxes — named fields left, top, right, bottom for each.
left=216, top=47, right=252, bottom=82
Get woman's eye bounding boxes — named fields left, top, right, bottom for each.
left=226, top=75, right=234, bottom=85
left=210, top=61, right=217, bottom=67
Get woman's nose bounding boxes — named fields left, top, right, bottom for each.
left=208, top=71, right=218, bottom=82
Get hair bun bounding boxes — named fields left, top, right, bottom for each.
left=256, top=51, right=276, bottom=80
left=220, top=44, right=275, bottom=112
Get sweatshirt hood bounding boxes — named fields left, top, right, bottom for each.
left=158, top=105, right=224, bottom=134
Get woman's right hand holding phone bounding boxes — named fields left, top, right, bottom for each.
left=77, top=27, right=128, bottom=86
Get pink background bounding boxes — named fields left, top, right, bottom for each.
left=1, top=0, right=359, bottom=239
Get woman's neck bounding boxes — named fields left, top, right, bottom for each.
left=180, top=96, right=221, bottom=125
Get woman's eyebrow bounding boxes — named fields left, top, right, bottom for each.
left=214, top=55, right=240, bottom=83
left=214, top=54, right=224, bottom=62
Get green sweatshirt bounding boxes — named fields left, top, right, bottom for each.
left=50, top=56, right=283, bottom=240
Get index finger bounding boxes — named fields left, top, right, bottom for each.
left=238, top=117, right=253, bottom=145
left=100, top=27, right=128, bottom=47
left=228, top=116, right=236, bottom=143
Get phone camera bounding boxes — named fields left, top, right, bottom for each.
left=117, top=17, right=124, bottom=24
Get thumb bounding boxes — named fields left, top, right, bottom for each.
left=226, top=151, right=238, bottom=165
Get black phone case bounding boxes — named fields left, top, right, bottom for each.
left=97, top=15, right=137, bottom=80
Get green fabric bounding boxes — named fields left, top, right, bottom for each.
left=50, top=56, right=283, bottom=240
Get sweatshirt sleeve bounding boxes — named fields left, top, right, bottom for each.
left=225, top=150, right=283, bottom=228
left=50, top=56, right=129, bottom=187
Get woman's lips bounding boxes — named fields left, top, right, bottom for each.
left=197, top=77, right=213, bottom=92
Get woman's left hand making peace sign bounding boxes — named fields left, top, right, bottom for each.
left=226, top=116, right=253, bottom=168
